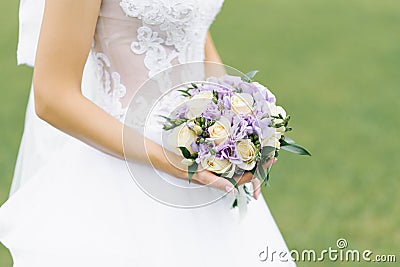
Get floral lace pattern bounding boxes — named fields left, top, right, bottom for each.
left=131, top=26, right=180, bottom=77
left=92, top=51, right=128, bottom=121
left=120, top=0, right=223, bottom=77
left=91, top=0, right=223, bottom=122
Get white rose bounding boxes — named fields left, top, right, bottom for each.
left=236, top=139, right=257, bottom=170
left=231, top=93, right=254, bottom=115
left=276, top=126, right=286, bottom=134
left=201, top=156, right=235, bottom=177
left=208, top=116, right=231, bottom=145
left=261, top=133, right=281, bottom=149
left=272, top=118, right=286, bottom=133
left=267, top=102, right=287, bottom=118
left=186, top=91, right=213, bottom=118
left=168, top=124, right=197, bottom=154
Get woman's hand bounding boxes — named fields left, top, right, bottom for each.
left=233, top=157, right=277, bottom=199
left=189, top=157, right=277, bottom=198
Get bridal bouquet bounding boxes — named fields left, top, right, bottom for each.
left=162, top=71, right=310, bottom=207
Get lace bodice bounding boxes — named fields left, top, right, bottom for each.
left=90, top=0, right=224, bottom=121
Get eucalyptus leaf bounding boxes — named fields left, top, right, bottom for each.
left=258, top=163, right=268, bottom=181
left=187, top=162, right=198, bottom=183
left=261, top=146, right=276, bottom=158
left=178, top=147, right=192, bottom=159
left=283, top=136, right=296, bottom=144
left=280, top=143, right=311, bottom=156
left=241, top=70, right=259, bottom=82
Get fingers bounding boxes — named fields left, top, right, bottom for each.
left=263, top=157, right=277, bottom=169
left=194, top=170, right=237, bottom=194
left=234, top=172, right=254, bottom=186
left=191, top=158, right=278, bottom=196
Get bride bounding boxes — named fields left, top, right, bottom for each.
left=0, top=0, right=296, bottom=266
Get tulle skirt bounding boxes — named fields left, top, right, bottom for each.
left=0, top=132, right=297, bottom=266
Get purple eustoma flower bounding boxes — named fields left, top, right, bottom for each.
left=197, top=142, right=213, bottom=162
left=258, top=118, right=275, bottom=140
left=231, top=116, right=250, bottom=141
left=190, top=141, right=199, bottom=153
left=202, top=102, right=221, bottom=120
left=215, top=140, right=242, bottom=164
left=218, top=75, right=242, bottom=88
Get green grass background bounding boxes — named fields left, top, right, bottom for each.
left=0, top=0, right=399, bottom=266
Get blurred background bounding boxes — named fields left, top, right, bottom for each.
left=1, top=0, right=399, bottom=266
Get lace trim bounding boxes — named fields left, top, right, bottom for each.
left=131, top=26, right=180, bottom=77
left=92, top=51, right=128, bottom=121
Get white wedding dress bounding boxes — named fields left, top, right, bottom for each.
left=0, top=0, right=296, bottom=266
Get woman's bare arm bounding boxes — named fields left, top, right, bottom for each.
left=205, top=32, right=223, bottom=64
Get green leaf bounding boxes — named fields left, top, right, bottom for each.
left=158, top=114, right=173, bottom=122
left=283, top=136, right=296, bottom=144
left=178, top=147, right=192, bottom=159
left=177, top=89, right=191, bottom=97
left=191, top=83, right=198, bottom=89
left=261, top=146, right=276, bottom=158
left=162, top=124, right=176, bottom=131
left=280, top=143, right=312, bottom=156
left=257, top=163, right=271, bottom=187
left=231, top=199, right=238, bottom=208
left=264, top=172, right=270, bottom=186
left=187, top=162, right=198, bottom=183
left=257, top=163, right=268, bottom=181
left=241, top=70, right=259, bottom=82
left=250, top=165, right=257, bottom=175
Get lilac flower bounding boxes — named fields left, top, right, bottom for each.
left=258, top=118, right=275, bottom=140
left=218, top=75, right=242, bottom=88
left=238, top=81, right=257, bottom=94
left=252, top=119, right=262, bottom=138
left=221, top=109, right=234, bottom=123
left=218, top=95, right=231, bottom=110
left=202, top=102, right=221, bottom=119
left=197, top=142, right=213, bottom=162
left=198, top=83, right=220, bottom=93
left=190, top=141, right=199, bottom=153
left=215, top=140, right=242, bottom=164
left=252, top=82, right=276, bottom=103
left=172, top=104, right=189, bottom=119
left=231, top=116, right=250, bottom=141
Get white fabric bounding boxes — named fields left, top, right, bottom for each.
left=9, top=53, right=99, bottom=195
left=17, top=0, right=45, bottom=66
left=2, top=0, right=297, bottom=266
